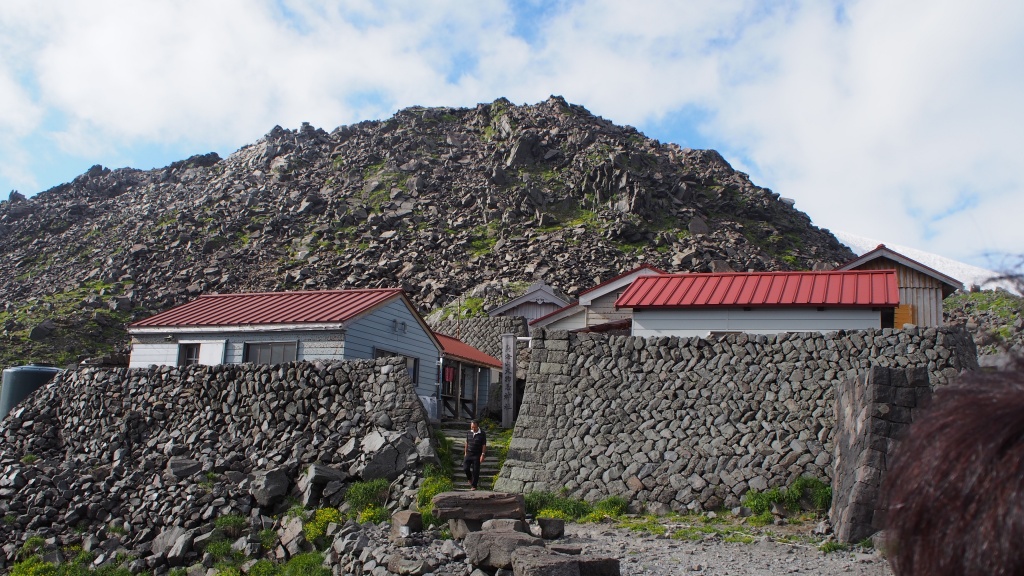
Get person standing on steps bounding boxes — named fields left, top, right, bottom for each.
left=463, top=420, right=487, bottom=490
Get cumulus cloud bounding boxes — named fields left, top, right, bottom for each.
left=683, top=0, right=1024, bottom=263
left=0, top=0, right=1020, bottom=266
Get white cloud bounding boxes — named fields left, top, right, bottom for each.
left=681, top=0, right=1024, bottom=264
left=0, top=0, right=1020, bottom=267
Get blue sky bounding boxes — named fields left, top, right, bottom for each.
left=1, top=0, right=1021, bottom=269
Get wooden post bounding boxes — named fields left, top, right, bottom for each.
left=500, top=333, right=516, bottom=428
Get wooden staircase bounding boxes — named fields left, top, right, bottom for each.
left=438, top=421, right=502, bottom=491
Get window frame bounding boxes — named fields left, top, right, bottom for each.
left=178, top=343, right=201, bottom=366
left=243, top=341, right=298, bottom=365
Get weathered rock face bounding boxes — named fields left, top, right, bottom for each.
left=0, top=96, right=857, bottom=367
left=496, top=326, right=977, bottom=512
left=0, top=357, right=432, bottom=566
left=943, top=290, right=1024, bottom=363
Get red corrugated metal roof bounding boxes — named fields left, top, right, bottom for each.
left=434, top=332, right=502, bottom=368
left=130, top=289, right=405, bottom=328
left=615, top=271, right=899, bottom=308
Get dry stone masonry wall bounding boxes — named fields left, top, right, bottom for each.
left=0, top=358, right=433, bottom=567
left=431, top=316, right=529, bottom=360
left=495, top=326, right=976, bottom=513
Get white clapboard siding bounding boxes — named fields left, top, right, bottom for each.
left=542, top=310, right=588, bottom=331
left=344, top=298, right=440, bottom=397
left=632, top=307, right=881, bottom=338
left=128, top=343, right=180, bottom=368
left=586, top=291, right=631, bottom=325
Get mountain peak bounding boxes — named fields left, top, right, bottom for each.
left=0, top=98, right=855, bottom=365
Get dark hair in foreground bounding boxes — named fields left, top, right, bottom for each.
left=883, top=362, right=1024, bottom=576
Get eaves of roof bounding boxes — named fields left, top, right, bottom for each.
left=616, top=270, right=900, bottom=308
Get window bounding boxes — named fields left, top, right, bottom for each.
left=374, top=348, right=418, bottom=384
left=178, top=343, right=200, bottom=366
left=244, top=342, right=297, bottom=364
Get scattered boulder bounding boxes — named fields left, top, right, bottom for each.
left=251, top=469, right=291, bottom=508
left=166, top=457, right=202, bottom=480
left=463, top=530, right=545, bottom=570
left=29, top=319, right=57, bottom=341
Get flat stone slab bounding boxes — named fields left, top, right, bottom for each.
left=431, top=491, right=527, bottom=521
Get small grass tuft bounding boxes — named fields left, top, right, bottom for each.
left=303, top=507, right=342, bottom=544
left=820, top=540, right=849, bottom=554
left=357, top=504, right=390, bottom=525
left=282, top=552, right=330, bottom=576
left=345, top=478, right=389, bottom=516
left=215, top=514, right=248, bottom=538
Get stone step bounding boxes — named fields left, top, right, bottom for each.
left=433, top=422, right=505, bottom=490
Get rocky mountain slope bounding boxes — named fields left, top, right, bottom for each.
left=0, top=96, right=855, bottom=366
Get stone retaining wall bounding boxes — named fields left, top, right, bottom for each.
left=495, top=326, right=976, bottom=513
left=0, top=358, right=433, bottom=560
left=431, top=316, right=529, bottom=360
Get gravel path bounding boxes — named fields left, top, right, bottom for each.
left=562, top=524, right=894, bottom=576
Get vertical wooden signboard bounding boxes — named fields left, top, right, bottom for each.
left=500, top=333, right=516, bottom=428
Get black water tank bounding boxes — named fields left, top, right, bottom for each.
left=0, top=365, right=62, bottom=420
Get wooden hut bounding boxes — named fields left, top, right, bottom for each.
left=487, top=282, right=570, bottom=322
left=839, top=244, right=963, bottom=327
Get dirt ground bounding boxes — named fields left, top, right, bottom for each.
left=560, top=516, right=894, bottom=576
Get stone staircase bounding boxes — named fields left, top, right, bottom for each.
left=437, top=421, right=502, bottom=491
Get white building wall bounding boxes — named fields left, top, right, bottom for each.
left=129, top=331, right=346, bottom=368
left=128, top=342, right=180, bottom=368
left=587, top=291, right=632, bottom=325
left=345, top=298, right=440, bottom=398
left=542, top=310, right=588, bottom=332
left=631, top=308, right=882, bottom=338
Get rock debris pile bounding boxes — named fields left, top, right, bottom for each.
left=0, top=358, right=434, bottom=572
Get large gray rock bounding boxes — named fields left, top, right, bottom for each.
left=166, top=457, right=202, bottom=479
left=511, top=546, right=580, bottom=576
left=390, top=510, right=423, bottom=540
left=463, top=531, right=545, bottom=570
left=166, top=529, right=195, bottom=567
left=361, top=445, right=403, bottom=481
left=297, top=463, right=348, bottom=506
left=535, top=518, right=564, bottom=540
left=448, top=518, right=484, bottom=540
left=151, top=526, right=189, bottom=557
left=29, top=319, right=57, bottom=341
left=386, top=554, right=436, bottom=575
left=250, top=468, right=291, bottom=507
left=432, top=491, right=526, bottom=521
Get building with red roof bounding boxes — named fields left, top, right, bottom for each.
left=615, top=270, right=900, bottom=338
left=434, top=332, right=501, bottom=420
left=128, top=289, right=500, bottom=420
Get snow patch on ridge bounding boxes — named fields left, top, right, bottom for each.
left=833, top=230, right=1019, bottom=294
